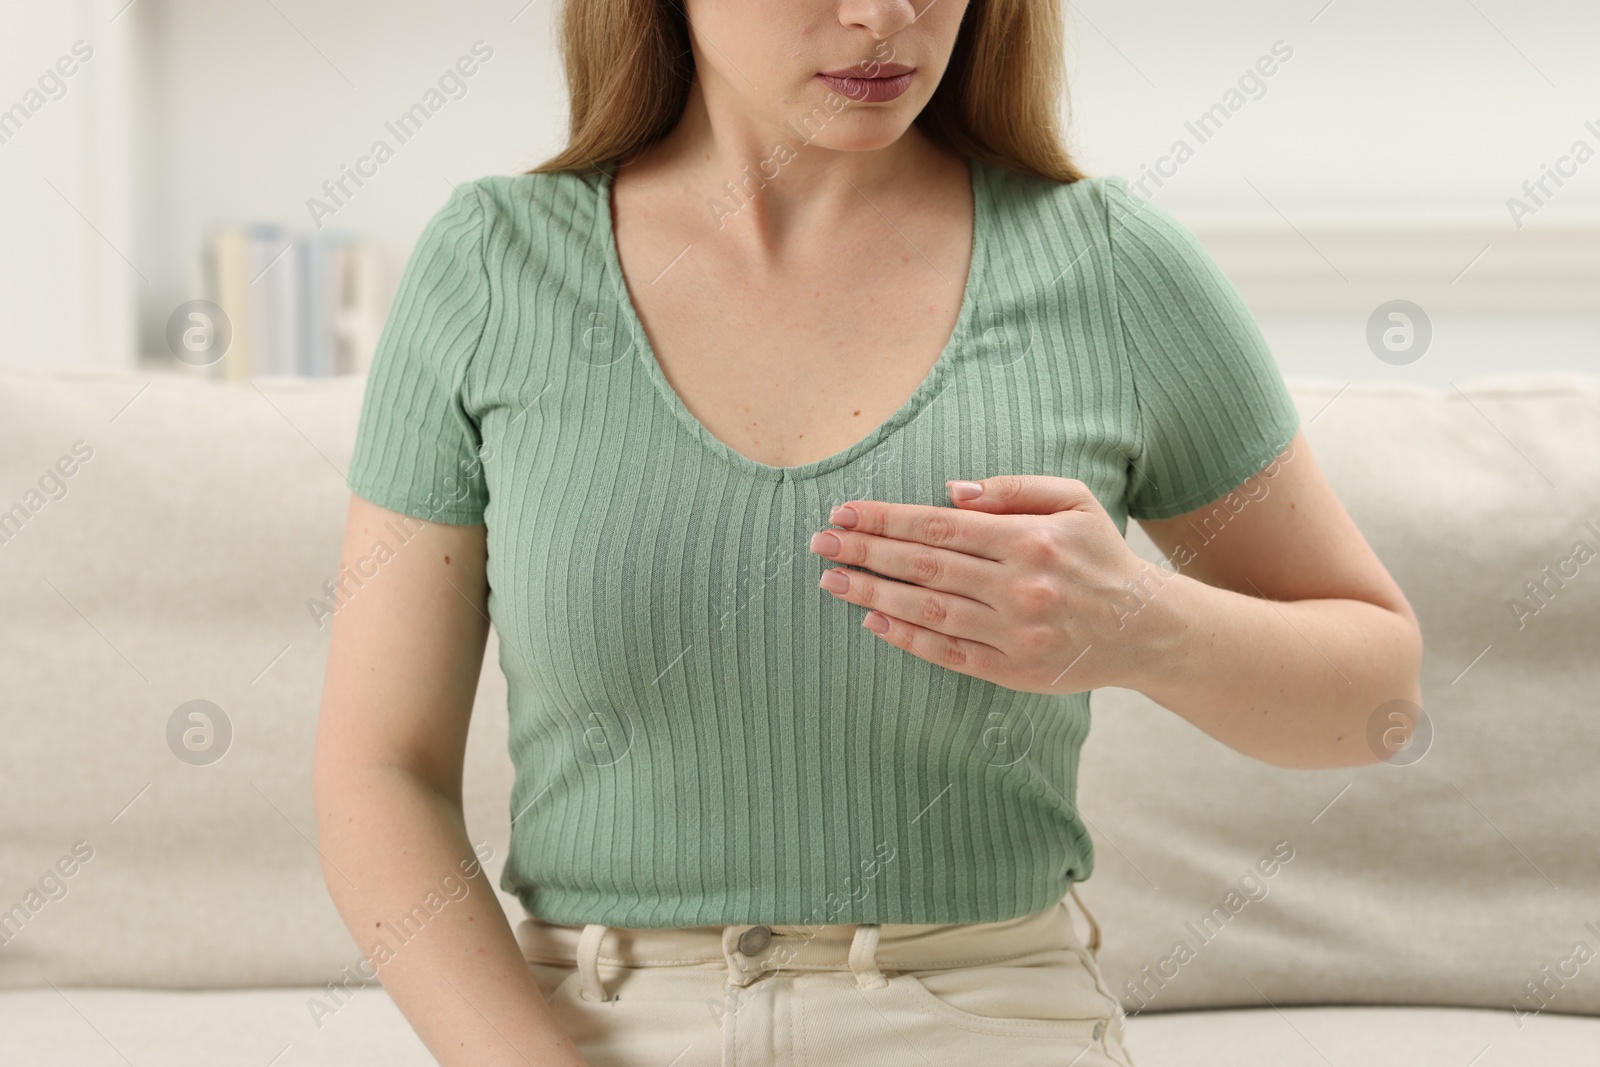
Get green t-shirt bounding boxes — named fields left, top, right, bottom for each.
left=345, top=157, right=1301, bottom=927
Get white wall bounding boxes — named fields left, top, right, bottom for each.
left=1059, top=0, right=1600, bottom=385
left=1068, top=0, right=1600, bottom=216
left=0, top=0, right=138, bottom=369
left=3, top=0, right=1597, bottom=382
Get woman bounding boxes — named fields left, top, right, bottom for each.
left=313, top=1, right=1423, bottom=1065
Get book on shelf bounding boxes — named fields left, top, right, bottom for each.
left=202, top=225, right=383, bottom=378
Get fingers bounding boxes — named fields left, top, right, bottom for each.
left=817, top=564, right=995, bottom=643
left=857, top=607, right=1006, bottom=679
left=809, top=526, right=1000, bottom=602
left=946, top=475, right=1104, bottom=517
left=827, top=498, right=1012, bottom=562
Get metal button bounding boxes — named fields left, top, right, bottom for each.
left=737, top=925, right=773, bottom=955
left=1092, top=1020, right=1105, bottom=1041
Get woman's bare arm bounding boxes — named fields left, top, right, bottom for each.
left=1132, top=427, right=1424, bottom=769
left=313, top=494, right=588, bottom=1067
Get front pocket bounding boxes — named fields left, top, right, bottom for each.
left=886, top=952, right=1117, bottom=1042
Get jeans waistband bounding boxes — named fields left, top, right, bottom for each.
left=515, top=886, right=1104, bottom=1003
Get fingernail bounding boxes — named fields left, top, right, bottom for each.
left=809, top=531, right=842, bottom=556
left=862, top=611, right=889, bottom=633
left=819, top=569, right=850, bottom=593
left=947, top=480, right=983, bottom=502
left=829, top=504, right=858, bottom=528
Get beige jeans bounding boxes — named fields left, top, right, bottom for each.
left=515, top=885, right=1136, bottom=1067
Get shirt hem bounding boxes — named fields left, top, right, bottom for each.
left=509, top=879, right=1090, bottom=930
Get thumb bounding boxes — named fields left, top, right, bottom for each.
left=945, top=474, right=1104, bottom=517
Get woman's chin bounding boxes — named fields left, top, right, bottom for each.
left=803, top=114, right=919, bottom=154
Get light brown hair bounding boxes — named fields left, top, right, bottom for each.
left=531, top=0, right=1087, bottom=182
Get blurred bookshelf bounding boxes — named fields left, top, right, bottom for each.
left=140, top=226, right=382, bottom=378
left=203, top=225, right=381, bottom=379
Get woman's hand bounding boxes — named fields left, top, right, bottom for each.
left=808, top=475, right=1177, bottom=694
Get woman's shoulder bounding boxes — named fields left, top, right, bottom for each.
left=977, top=160, right=1122, bottom=245
left=977, top=161, right=1205, bottom=267
left=442, top=166, right=609, bottom=243
left=977, top=158, right=1109, bottom=209
left=428, top=167, right=608, bottom=259
left=468, top=165, right=603, bottom=205
left=408, top=167, right=618, bottom=300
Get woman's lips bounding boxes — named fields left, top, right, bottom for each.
left=816, top=68, right=916, bottom=103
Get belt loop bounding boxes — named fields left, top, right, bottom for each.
left=848, top=924, right=888, bottom=990
left=576, top=923, right=612, bottom=1002
left=1068, top=883, right=1102, bottom=957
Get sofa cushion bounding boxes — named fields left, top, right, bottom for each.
left=1077, top=374, right=1600, bottom=1016
left=0, top=987, right=433, bottom=1066
left=2, top=989, right=1594, bottom=1066
left=1123, top=1003, right=1600, bottom=1065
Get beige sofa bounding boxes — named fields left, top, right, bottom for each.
left=2, top=367, right=1596, bottom=1065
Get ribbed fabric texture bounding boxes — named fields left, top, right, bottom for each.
left=345, top=158, right=1301, bottom=927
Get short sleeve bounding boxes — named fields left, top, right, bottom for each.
left=1104, top=177, right=1302, bottom=521
left=346, top=183, right=490, bottom=525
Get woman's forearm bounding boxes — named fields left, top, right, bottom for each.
left=1126, top=568, right=1423, bottom=769
left=316, top=764, right=589, bottom=1067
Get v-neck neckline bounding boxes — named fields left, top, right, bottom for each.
left=596, top=155, right=989, bottom=483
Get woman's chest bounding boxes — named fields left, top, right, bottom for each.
left=468, top=328, right=1141, bottom=703
left=628, top=284, right=962, bottom=471
left=622, top=254, right=970, bottom=472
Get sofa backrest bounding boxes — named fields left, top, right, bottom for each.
left=1081, top=374, right=1600, bottom=1019
left=1, top=368, right=1597, bottom=1017
left=0, top=369, right=518, bottom=989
